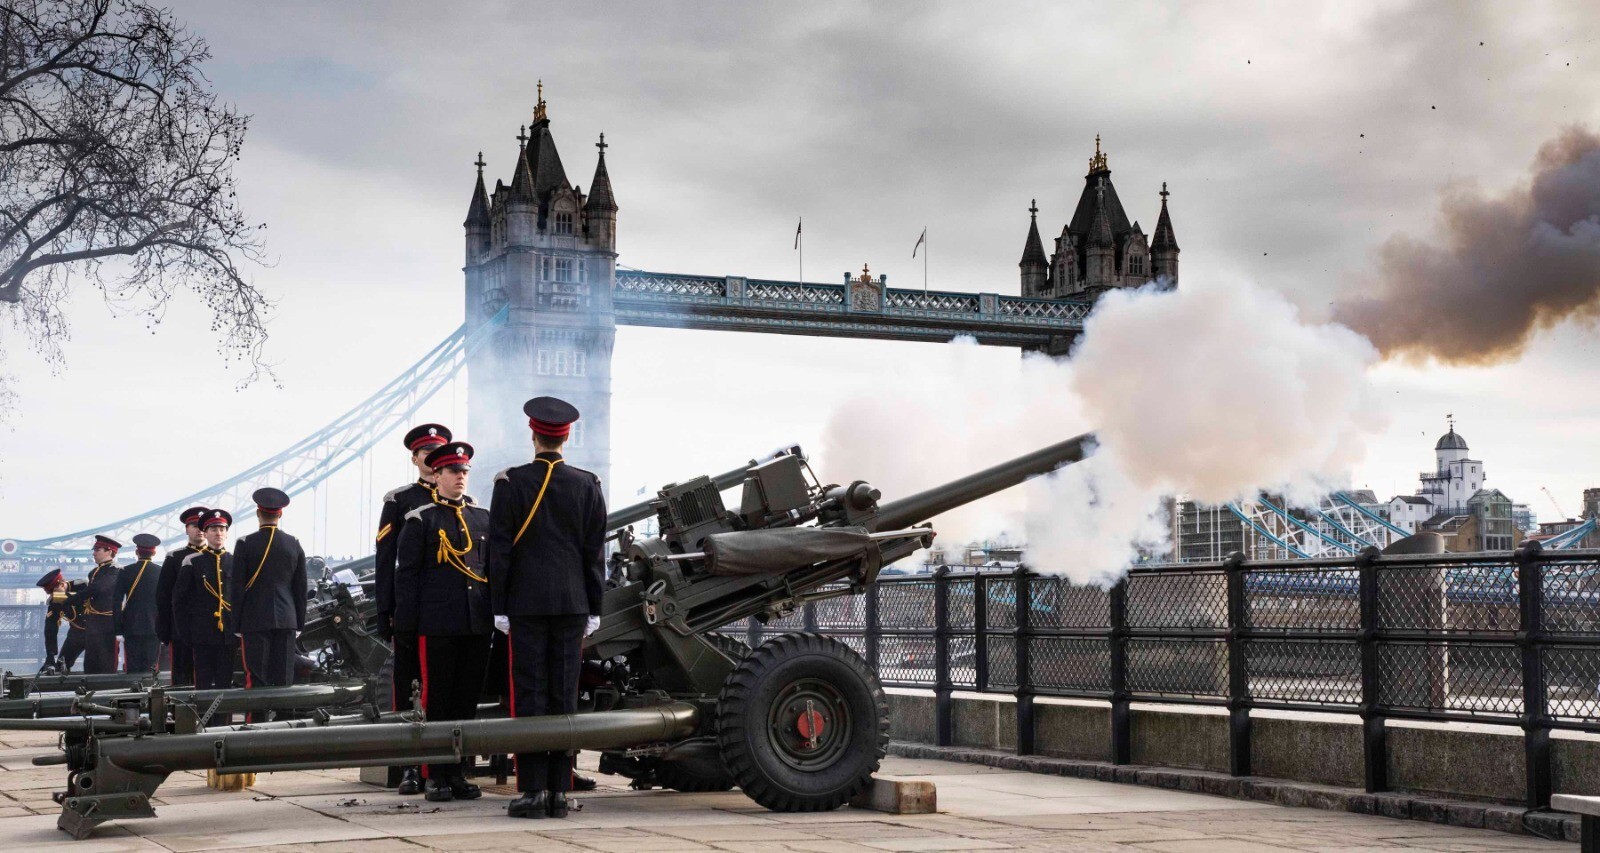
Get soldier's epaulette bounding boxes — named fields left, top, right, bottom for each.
left=403, top=505, right=431, bottom=523
left=382, top=483, right=414, bottom=503
left=463, top=495, right=478, bottom=506
left=494, top=466, right=515, bottom=483
left=565, top=463, right=602, bottom=487
left=179, top=551, right=203, bottom=567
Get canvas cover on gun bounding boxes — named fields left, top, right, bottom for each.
left=703, top=527, right=873, bottom=576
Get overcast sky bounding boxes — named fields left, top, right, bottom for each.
left=3, top=0, right=1598, bottom=556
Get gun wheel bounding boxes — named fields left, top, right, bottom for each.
left=715, top=632, right=887, bottom=812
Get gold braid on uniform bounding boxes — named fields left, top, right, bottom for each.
left=83, top=564, right=115, bottom=617
left=434, top=498, right=487, bottom=583
left=201, top=548, right=232, bottom=631
left=246, top=526, right=277, bottom=591
left=512, top=458, right=563, bottom=547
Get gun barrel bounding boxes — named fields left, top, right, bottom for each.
left=96, top=702, right=698, bottom=774
left=872, top=433, right=1095, bottom=531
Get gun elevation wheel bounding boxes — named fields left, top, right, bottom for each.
left=715, top=632, right=887, bottom=812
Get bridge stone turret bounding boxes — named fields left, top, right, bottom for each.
left=464, top=84, right=616, bottom=494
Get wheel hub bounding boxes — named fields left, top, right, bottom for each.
left=767, top=678, right=851, bottom=771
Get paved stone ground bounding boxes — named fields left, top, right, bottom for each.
left=0, top=730, right=1575, bottom=851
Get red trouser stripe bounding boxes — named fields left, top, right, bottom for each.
left=505, top=625, right=516, bottom=717
left=417, top=635, right=430, bottom=779
left=242, top=636, right=254, bottom=688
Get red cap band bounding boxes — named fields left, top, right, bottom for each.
left=409, top=435, right=449, bottom=451
left=530, top=418, right=571, bottom=438
left=430, top=451, right=471, bottom=469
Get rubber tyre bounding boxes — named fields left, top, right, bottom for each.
left=655, top=756, right=737, bottom=792
left=715, top=632, right=887, bottom=812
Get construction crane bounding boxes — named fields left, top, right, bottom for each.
left=1541, top=486, right=1568, bottom=521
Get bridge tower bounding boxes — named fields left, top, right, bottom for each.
left=464, top=85, right=618, bottom=493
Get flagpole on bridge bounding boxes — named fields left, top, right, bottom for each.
left=913, top=227, right=928, bottom=293
left=795, top=217, right=803, bottom=284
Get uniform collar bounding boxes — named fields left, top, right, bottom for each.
left=435, top=494, right=467, bottom=508
left=187, top=543, right=205, bottom=553
left=535, top=451, right=564, bottom=462
left=418, top=477, right=437, bottom=490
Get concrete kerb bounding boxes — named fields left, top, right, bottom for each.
left=887, top=741, right=1584, bottom=844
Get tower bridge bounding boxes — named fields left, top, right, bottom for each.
left=8, top=90, right=1171, bottom=572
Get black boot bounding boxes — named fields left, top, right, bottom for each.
left=396, top=767, right=422, bottom=795
left=572, top=772, right=598, bottom=792
left=448, top=775, right=482, bottom=801
left=424, top=777, right=454, bottom=802
left=508, top=790, right=548, bottom=818
left=548, top=791, right=570, bottom=818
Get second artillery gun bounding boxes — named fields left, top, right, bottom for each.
left=49, top=433, right=1094, bottom=838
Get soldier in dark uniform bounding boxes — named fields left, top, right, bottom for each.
left=38, top=570, right=86, bottom=673
left=174, top=509, right=235, bottom=689
left=158, top=507, right=210, bottom=686
left=229, top=488, right=307, bottom=694
left=81, top=535, right=123, bottom=673
left=375, top=422, right=450, bottom=796
left=395, top=441, right=491, bottom=803
left=489, top=397, right=607, bottom=820
left=115, top=534, right=163, bottom=673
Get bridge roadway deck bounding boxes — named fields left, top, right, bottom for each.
left=0, top=730, right=1573, bottom=852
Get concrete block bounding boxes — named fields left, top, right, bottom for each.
left=887, top=693, right=936, bottom=744
left=952, top=697, right=1001, bottom=749
left=1445, top=802, right=1485, bottom=828
left=850, top=777, right=936, bottom=814
left=1130, top=707, right=1227, bottom=772
left=1481, top=805, right=1525, bottom=835
left=1409, top=798, right=1451, bottom=824
left=1250, top=716, right=1363, bottom=789
left=1388, top=725, right=1523, bottom=803
left=358, top=765, right=390, bottom=786
left=1553, top=739, right=1600, bottom=796
left=1374, top=793, right=1411, bottom=820
left=1033, top=702, right=1110, bottom=761
left=1524, top=810, right=1571, bottom=840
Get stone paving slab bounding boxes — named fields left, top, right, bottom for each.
left=0, top=739, right=1577, bottom=851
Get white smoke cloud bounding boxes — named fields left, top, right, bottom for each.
left=818, top=277, right=1385, bottom=584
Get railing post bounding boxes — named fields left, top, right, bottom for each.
left=1108, top=576, right=1131, bottom=765
left=933, top=567, right=953, bottom=746
left=1015, top=567, right=1035, bottom=756
left=1516, top=540, right=1551, bottom=810
left=974, top=575, right=989, bottom=692
left=745, top=615, right=762, bottom=651
left=1357, top=546, right=1387, bottom=793
left=864, top=582, right=881, bottom=673
left=1224, top=552, right=1251, bottom=777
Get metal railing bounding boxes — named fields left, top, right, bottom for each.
left=742, top=542, right=1600, bottom=809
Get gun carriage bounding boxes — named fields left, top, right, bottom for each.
left=40, top=434, right=1093, bottom=839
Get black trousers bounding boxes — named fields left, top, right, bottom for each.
left=418, top=633, right=490, bottom=780
left=59, top=629, right=86, bottom=671
left=168, top=640, right=194, bottom=685
left=123, top=635, right=160, bottom=673
left=391, top=632, right=421, bottom=712
left=84, top=630, right=118, bottom=674
left=242, top=630, right=295, bottom=688
left=508, top=614, right=586, bottom=793
left=192, top=643, right=233, bottom=690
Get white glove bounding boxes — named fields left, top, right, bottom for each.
left=584, top=615, right=601, bottom=637
left=494, top=615, right=510, bottom=635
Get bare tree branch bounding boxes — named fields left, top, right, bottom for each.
left=0, top=0, right=269, bottom=380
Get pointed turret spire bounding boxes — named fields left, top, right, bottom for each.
left=1020, top=199, right=1047, bottom=265
left=1151, top=181, right=1179, bottom=253
left=1087, top=180, right=1114, bottom=248
left=585, top=132, right=617, bottom=214
left=509, top=126, right=536, bottom=202
left=465, top=151, right=490, bottom=226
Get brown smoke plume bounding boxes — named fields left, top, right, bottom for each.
left=1333, top=126, right=1600, bottom=365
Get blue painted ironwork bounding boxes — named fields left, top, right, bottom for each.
left=614, top=271, right=1089, bottom=347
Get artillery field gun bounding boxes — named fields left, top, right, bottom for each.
left=42, top=433, right=1093, bottom=839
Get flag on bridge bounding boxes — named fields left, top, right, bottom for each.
left=913, top=227, right=927, bottom=257
left=794, top=217, right=802, bottom=250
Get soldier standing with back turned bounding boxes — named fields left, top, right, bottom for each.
left=158, top=507, right=210, bottom=686
left=489, top=397, right=607, bottom=820
left=229, top=488, right=307, bottom=693
left=116, top=534, right=164, bottom=673
left=375, top=422, right=451, bottom=796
